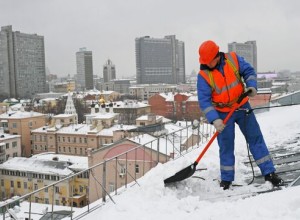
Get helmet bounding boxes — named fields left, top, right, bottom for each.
left=198, top=40, right=219, bottom=64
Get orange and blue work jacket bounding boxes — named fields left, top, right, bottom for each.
left=197, top=52, right=257, bottom=123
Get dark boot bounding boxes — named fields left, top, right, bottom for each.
left=265, top=172, right=284, bottom=186
left=220, top=180, right=231, bottom=190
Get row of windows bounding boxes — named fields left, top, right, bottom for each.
left=58, top=146, right=87, bottom=155
left=58, top=136, right=88, bottom=143
left=1, top=179, right=60, bottom=193
left=1, top=170, right=59, bottom=181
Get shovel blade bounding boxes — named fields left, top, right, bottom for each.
left=164, top=163, right=197, bottom=185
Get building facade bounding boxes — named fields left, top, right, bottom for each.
left=135, top=35, right=185, bottom=84
left=228, top=41, right=257, bottom=72
left=129, top=84, right=177, bottom=101
left=76, top=48, right=94, bottom=90
left=103, top=59, right=116, bottom=83
left=0, top=154, right=88, bottom=207
left=0, top=133, right=21, bottom=164
left=0, top=109, right=46, bottom=157
left=148, top=92, right=202, bottom=121
left=0, top=25, right=47, bottom=98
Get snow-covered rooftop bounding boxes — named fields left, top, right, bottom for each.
left=0, top=110, right=45, bottom=119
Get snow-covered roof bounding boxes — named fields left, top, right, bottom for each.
left=56, top=124, right=90, bottom=135
left=128, top=133, right=179, bottom=155
left=113, top=101, right=149, bottom=108
left=0, top=110, right=45, bottom=119
left=98, top=124, right=137, bottom=136
left=32, top=153, right=88, bottom=170
left=0, top=157, right=72, bottom=176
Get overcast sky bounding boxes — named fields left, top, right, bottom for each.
left=1, top=0, right=299, bottom=78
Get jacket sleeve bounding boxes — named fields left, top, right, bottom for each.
left=237, top=55, right=257, bottom=89
left=197, top=73, right=219, bottom=123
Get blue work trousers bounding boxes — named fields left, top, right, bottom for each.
left=217, top=102, right=275, bottom=182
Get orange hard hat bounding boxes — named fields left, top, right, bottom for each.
left=198, top=40, right=219, bottom=64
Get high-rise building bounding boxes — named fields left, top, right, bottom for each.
left=103, top=59, right=116, bottom=83
left=135, top=35, right=185, bottom=84
left=0, top=25, right=47, bottom=98
left=228, top=41, right=257, bottom=72
left=76, top=48, right=93, bottom=90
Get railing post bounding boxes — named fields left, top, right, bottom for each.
left=52, top=185, right=55, bottom=220
left=70, top=176, right=74, bottom=220
left=157, top=137, right=160, bottom=164
left=102, top=161, right=106, bottom=202
left=125, top=153, right=128, bottom=187
left=115, top=158, right=118, bottom=195
left=29, top=194, right=32, bottom=220
left=87, top=170, right=90, bottom=212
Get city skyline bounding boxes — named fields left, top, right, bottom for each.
left=1, top=0, right=299, bottom=78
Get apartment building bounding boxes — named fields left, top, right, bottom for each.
left=0, top=109, right=46, bottom=157
left=135, top=35, right=185, bottom=84
left=129, top=84, right=177, bottom=101
left=0, top=153, right=88, bottom=207
left=0, top=132, right=21, bottom=163
left=0, top=25, right=47, bottom=98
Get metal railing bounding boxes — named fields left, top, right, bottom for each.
left=0, top=122, right=214, bottom=220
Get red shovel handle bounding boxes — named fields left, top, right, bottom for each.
left=194, top=90, right=251, bottom=164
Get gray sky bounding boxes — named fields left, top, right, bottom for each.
left=1, top=0, right=299, bottom=78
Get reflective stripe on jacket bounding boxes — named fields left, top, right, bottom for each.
left=198, top=52, right=248, bottom=112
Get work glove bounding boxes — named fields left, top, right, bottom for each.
left=213, top=119, right=225, bottom=133
left=246, top=87, right=257, bottom=97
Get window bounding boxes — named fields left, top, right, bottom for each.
left=135, top=164, right=140, bottom=174
left=10, top=181, right=14, bottom=187
left=75, top=148, right=77, bottom=154
left=120, top=165, right=126, bottom=175
left=12, top=141, right=17, bottom=148
left=45, top=198, right=49, bottom=204
left=5, top=143, right=9, bottom=149
left=17, top=181, right=21, bottom=188
left=44, top=185, right=48, bottom=193
left=12, top=123, right=17, bottom=128
left=68, top=137, right=70, bottom=142
left=55, top=200, right=59, bottom=205
left=1, top=179, right=4, bottom=187
left=109, top=183, right=115, bottom=193
left=55, top=186, right=59, bottom=193
left=24, top=182, right=27, bottom=189
left=13, top=152, right=17, bottom=157
left=73, top=137, right=76, bottom=143
left=28, top=121, right=33, bottom=128
left=34, top=184, right=38, bottom=190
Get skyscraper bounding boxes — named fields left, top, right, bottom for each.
left=135, top=35, right=185, bottom=84
left=103, top=59, right=116, bottom=82
left=76, top=48, right=93, bottom=90
left=228, top=41, right=257, bottom=72
left=0, top=25, right=47, bottom=98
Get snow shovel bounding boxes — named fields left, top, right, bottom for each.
left=164, top=90, right=251, bottom=185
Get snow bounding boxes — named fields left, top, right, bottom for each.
left=78, top=104, right=300, bottom=220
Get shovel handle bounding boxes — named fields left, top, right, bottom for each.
left=194, top=90, right=251, bottom=164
